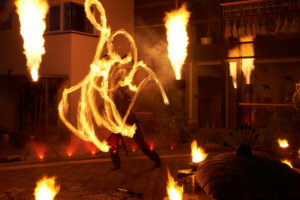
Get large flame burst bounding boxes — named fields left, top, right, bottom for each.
left=34, top=176, right=60, bottom=200
left=166, top=169, right=183, bottom=200
left=58, top=0, right=169, bottom=152
left=228, top=46, right=239, bottom=89
left=15, top=0, right=49, bottom=82
left=240, top=36, right=254, bottom=84
left=228, top=36, right=255, bottom=85
left=164, top=4, right=190, bottom=80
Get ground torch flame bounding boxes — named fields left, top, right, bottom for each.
left=34, top=176, right=60, bottom=200
left=191, top=140, right=207, bottom=163
left=166, top=169, right=183, bottom=200
left=277, top=138, right=289, bottom=148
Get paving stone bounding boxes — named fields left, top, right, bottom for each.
left=0, top=154, right=214, bottom=200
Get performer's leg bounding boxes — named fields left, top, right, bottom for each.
left=133, top=125, right=161, bottom=167
left=110, top=147, right=121, bottom=170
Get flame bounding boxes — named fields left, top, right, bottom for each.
left=277, top=138, right=289, bottom=148
left=228, top=46, right=239, bottom=89
left=166, top=169, right=183, bottom=200
left=131, top=143, right=137, bottom=152
left=228, top=36, right=255, bottom=85
left=15, top=0, right=49, bottom=82
left=58, top=0, right=169, bottom=153
left=85, top=142, right=97, bottom=155
left=66, top=145, right=76, bottom=157
left=170, top=143, right=175, bottom=150
left=34, top=176, right=60, bottom=200
left=229, top=62, right=237, bottom=88
left=191, top=140, right=207, bottom=163
left=33, top=142, right=49, bottom=160
left=281, top=159, right=293, bottom=168
left=240, top=36, right=254, bottom=84
left=298, top=149, right=300, bottom=158
left=164, top=4, right=190, bottom=80
left=148, top=140, right=155, bottom=151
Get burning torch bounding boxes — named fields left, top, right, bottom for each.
left=164, top=3, right=190, bottom=132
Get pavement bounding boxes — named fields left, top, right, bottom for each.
left=0, top=142, right=214, bottom=200
left=1, top=141, right=299, bottom=200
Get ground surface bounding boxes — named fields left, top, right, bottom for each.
left=0, top=151, right=213, bottom=200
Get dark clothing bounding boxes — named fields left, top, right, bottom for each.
left=107, top=87, right=161, bottom=168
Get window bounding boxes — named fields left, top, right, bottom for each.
left=46, top=5, right=60, bottom=31
left=64, top=2, right=93, bottom=34
left=0, top=0, right=12, bottom=29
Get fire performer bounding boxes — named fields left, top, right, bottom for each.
left=107, top=69, right=161, bottom=170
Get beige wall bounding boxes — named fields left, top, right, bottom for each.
left=0, top=0, right=134, bottom=132
left=41, top=34, right=71, bottom=76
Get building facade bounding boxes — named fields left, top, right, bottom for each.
left=134, top=0, right=300, bottom=129
left=0, top=0, right=134, bottom=140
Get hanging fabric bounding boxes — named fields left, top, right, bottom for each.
left=255, top=17, right=260, bottom=35
left=252, top=18, right=257, bottom=36
left=269, top=16, right=280, bottom=35
left=224, top=20, right=232, bottom=40
left=280, top=16, right=289, bottom=33
left=238, top=18, right=246, bottom=37
left=289, top=15, right=299, bottom=33
left=246, top=18, right=252, bottom=36
left=260, top=17, right=268, bottom=36
left=232, top=18, right=238, bottom=38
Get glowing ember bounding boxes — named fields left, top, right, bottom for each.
left=84, top=142, right=98, bottom=155
left=131, top=143, right=137, bottom=152
left=66, top=145, right=76, bottom=157
left=166, top=169, right=183, bottom=200
left=281, top=159, right=293, bottom=168
left=240, top=36, right=254, bottom=84
left=164, top=4, right=190, bottom=80
left=15, top=0, right=49, bottom=81
left=34, top=176, right=60, bottom=200
left=33, top=142, right=49, bottom=160
left=277, top=138, right=289, bottom=148
left=191, top=140, right=207, bottom=163
left=58, top=0, right=169, bottom=153
left=148, top=141, right=155, bottom=151
left=170, top=144, right=174, bottom=150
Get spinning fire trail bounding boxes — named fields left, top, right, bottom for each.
left=58, top=0, right=169, bottom=152
left=15, top=0, right=49, bottom=81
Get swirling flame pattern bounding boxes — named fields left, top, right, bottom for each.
left=58, top=0, right=169, bottom=152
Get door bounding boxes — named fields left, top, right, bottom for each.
left=198, top=77, right=225, bottom=128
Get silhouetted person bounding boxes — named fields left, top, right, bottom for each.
left=107, top=86, right=161, bottom=170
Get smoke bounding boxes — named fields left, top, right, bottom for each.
left=135, top=27, right=175, bottom=86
